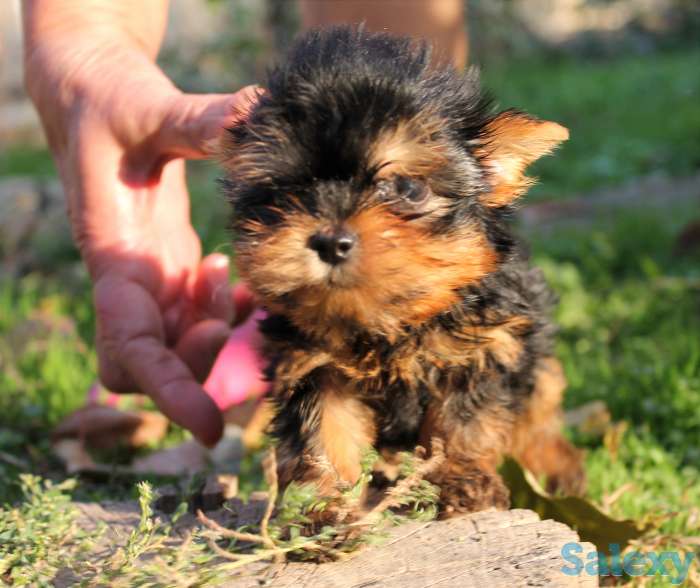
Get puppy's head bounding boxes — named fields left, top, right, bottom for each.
left=221, top=27, right=567, bottom=340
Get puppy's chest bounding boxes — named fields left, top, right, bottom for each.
left=269, top=318, right=533, bottom=447
left=272, top=318, right=529, bottom=401
left=346, top=319, right=528, bottom=389
left=327, top=330, right=524, bottom=446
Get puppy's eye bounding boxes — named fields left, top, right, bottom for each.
left=395, top=176, right=428, bottom=204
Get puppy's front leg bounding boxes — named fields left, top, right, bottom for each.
left=420, top=400, right=511, bottom=517
left=272, top=371, right=376, bottom=498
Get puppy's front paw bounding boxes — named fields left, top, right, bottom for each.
left=430, top=460, right=510, bottom=518
left=301, top=476, right=361, bottom=532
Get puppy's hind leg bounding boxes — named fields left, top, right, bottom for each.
left=510, top=357, right=586, bottom=496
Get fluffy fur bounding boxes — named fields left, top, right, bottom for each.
left=220, top=26, right=585, bottom=516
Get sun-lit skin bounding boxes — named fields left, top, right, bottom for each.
left=22, top=0, right=258, bottom=446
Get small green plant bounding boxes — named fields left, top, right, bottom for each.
left=83, top=483, right=232, bottom=588
left=0, top=476, right=231, bottom=587
left=0, top=445, right=443, bottom=586
left=197, top=443, right=444, bottom=571
left=0, top=475, right=92, bottom=586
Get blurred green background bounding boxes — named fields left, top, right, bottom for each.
left=0, top=0, right=699, bottom=562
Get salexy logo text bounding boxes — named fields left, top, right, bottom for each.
left=561, top=542, right=694, bottom=585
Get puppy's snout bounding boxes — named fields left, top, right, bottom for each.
left=308, top=227, right=357, bottom=265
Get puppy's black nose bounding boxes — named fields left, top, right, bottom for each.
left=308, top=228, right=357, bottom=265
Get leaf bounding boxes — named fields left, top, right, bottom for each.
left=52, top=439, right=99, bottom=474
left=501, top=458, right=652, bottom=554
left=52, top=404, right=168, bottom=450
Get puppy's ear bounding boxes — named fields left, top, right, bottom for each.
left=478, top=110, right=568, bottom=207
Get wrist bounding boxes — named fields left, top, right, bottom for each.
left=24, top=34, right=172, bottom=111
left=22, top=0, right=168, bottom=59
left=25, top=36, right=179, bottom=162
left=22, top=0, right=173, bottom=150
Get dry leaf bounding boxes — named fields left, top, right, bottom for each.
left=603, top=421, right=629, bottom=462
left=52, top=405, right=168, bottom=449
left=196, top=474, right=239, bottom=512
left=601, top=482, right=635, bottom=513
left=216, top=474, right=239, bottom=500
left=502, top=457, right=652, bottom=554
left=224, top=399, right=274, bottom=450
left=129, top=411, right=169, bottom=447
left=52, top=439, right=99, bottom=474
left=52, top=414, right=244, bottom=479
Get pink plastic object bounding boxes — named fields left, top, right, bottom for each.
left=204, top=309, right=269, bottom=411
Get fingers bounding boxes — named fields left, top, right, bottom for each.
left=232, top=281, right=257, bottom=326
left=159, top=85, right=261, bottom=160
left=120, top=333, right=224, bottom=447
left=192, top=253, right=234, bottom=323
left=174, top=319, right=231, bottom=382
left=94, top=275, right=223, bottom=446
left=191, top=254, right=258, bottom=327
left=96, top=334, right=138, bottom=393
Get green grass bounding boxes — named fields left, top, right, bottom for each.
left=529, top=209, right=700, bottom=578
left=0, top=147, right=56, bottom=179
left=483, top=49, right=700, bottom=199
left=533, top=210, right=700, bottom=463
left=1, top=47, right=699, bottom=583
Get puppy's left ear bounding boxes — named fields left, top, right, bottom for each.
left=478, top=110, right=568, bottom=207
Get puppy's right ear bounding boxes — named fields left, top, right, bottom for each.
left=478, top=110, right=569, bottom=207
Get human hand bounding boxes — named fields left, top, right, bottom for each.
left=25, top=28, right=259, bottom=446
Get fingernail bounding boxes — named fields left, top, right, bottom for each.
left=209, top=254, right=229, bottom=269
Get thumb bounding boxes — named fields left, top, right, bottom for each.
left=158, top=85, right=261, bottom=160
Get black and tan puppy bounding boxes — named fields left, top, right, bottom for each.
left=220, top=27, right=585, bottom=517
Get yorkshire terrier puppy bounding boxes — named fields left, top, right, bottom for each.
left=220, top=27, right=585, bottom=517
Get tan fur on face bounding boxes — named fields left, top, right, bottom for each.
left=237, top=213, right=327, bottom=300
left=237, top=206, right=498, bottom=342
left=369, top=114, right=449, bottom=179
left=478, top=111, right=569, bottom=207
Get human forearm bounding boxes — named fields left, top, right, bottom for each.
left=23, top=0, right=169, bottom=58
